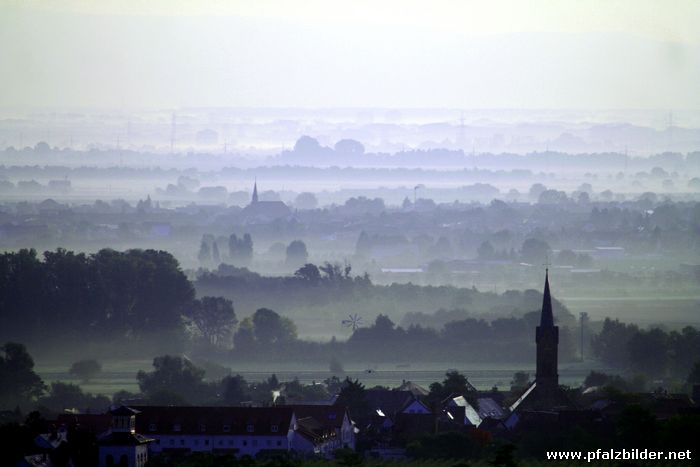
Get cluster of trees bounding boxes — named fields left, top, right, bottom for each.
left=1, top=247, right=583, bottom=365
left=198, top=233, right=310, bottom=270
left=69, top=360, right=102, bottom=383
left=583, top=371, right=650, bottom=393
left=233, top=308, right=298, bottom=352
left=284, top=240, right=309, bottom=268
left=0, top=248, right=246, bottom=354
left=187, top=296, right=237, bottom=347
left=475, top=237, right=592, bottom=267
left=198, top=233, right=254, bottom=266
left=196, top=261, right=372, bottom=316
left=225, top=311, right=577, bottom=364
left=0, top=342, right=341, bottom=413
left=343, top=314, right=577, bottom=363
left=0, top=248, right=194, bottom=347
left=591, top=318, right=700, bottom=381
left=133, top=355, right=336, bottom=408
left=0, top=342, right=45, bottom=409
left=197, top=261, right=569, bottom=331
left=0, top=342, right=109, bottom=413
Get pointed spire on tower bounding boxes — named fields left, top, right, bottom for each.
left=252, top=179, right=259, bottom=204
left=540, top=269, right=554, bottom=327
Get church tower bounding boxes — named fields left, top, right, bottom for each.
left=535, top=269, right=559, bottom=393
left=252, top=180, right=259, bottom=204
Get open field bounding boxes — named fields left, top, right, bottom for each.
left=561, top=296, right=700, bottom=327
left=35, top=359, right=608, bottom=397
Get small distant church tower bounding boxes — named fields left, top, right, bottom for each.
left=252, top=180, right=259, bottom=204
left=98, top=406, right=152, bottom=467
left=535, top=269, right=559, bottom=394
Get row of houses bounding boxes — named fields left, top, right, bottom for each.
left=34, top=404, right=355, bottom=467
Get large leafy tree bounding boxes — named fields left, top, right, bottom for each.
left=591, top=318, right=639, bottom=368
left=221, top=374, right=249, bottom=405
left=294, top=263, right=321, bottom=284
left=69, top=359, right=102, bottom=383
left=688, top=361, right=700, bottom=385
left=137, top=355, right=207, bottom=404
left=189, top=296, right=237, bottom=347
left=0, top=342, right=45, bottom=409
left=228, top=233, right=253, bottom=267
left=285, top=240, right=309, bottom=269
left=0, top=249, right=47, bottom=340
left=0, top=248, right=194, bottom=344
left=427, top=370, right=476, bottom=406
left=520, top=238, right=551, bottom=264
left=336, top=378, right=369, bottom=420
left=251, top=308, right=297, bottom=346
left=37, top=382, right=110, bottom=414
left=627, top=328, right=669, bottom=376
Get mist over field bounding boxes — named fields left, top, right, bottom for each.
left=1, top=1, right=699, bottom=465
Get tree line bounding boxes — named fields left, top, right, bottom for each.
left=592, top=318, right=700, bottom=380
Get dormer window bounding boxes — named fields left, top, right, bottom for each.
left=173, top=424, right=181, bottom=432
left=222, top=424, right=231, bottom=432
left=270, top=425, right=278, bottom=433
left=246, top=424, right=254, bottom=433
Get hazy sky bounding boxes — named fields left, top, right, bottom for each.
left=1, top=0, right=699, bottom=110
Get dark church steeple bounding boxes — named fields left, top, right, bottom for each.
left=540, top=269, right=554, bottom=327
left=252, top=180, right=259, bottom=204
left=536, top=269, right=559, bottom=393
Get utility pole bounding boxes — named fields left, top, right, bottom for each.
left=580, top=312, right=588, bottom=362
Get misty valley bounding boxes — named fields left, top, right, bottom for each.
left=1, top=134, right=699, bottom=465
left=2, top=2, right=700, bottom=462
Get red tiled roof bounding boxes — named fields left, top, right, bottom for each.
left=132, top=406, right=294, bottom=436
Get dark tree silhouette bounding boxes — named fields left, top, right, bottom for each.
left=252, top=308, right=297, bottom=346
left=137, top=355, right=208, bottom=403
left=69, top=359, right=102, bottom=383
left=0, top=342, right=45, bottom=408
left=285, top=240, right=309, bottom=269
left=336, top=378, right=369, bottom=420
left=520, top=238, right=551, bottom=264
left=228, top=233, right=253, bottom=267
left=189, top=297, right=237, bottom=348
left=222, top=374, right=249, bottom=405
left=294, top=263, right=321, bottom=284
left=0, top=248, right=194, bottom=344
left=197, top=237, right=211, bottom=264
left=334, top=138, right=365, bottom=155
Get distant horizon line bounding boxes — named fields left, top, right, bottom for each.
left=2, top=106, right=700, bottom=113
